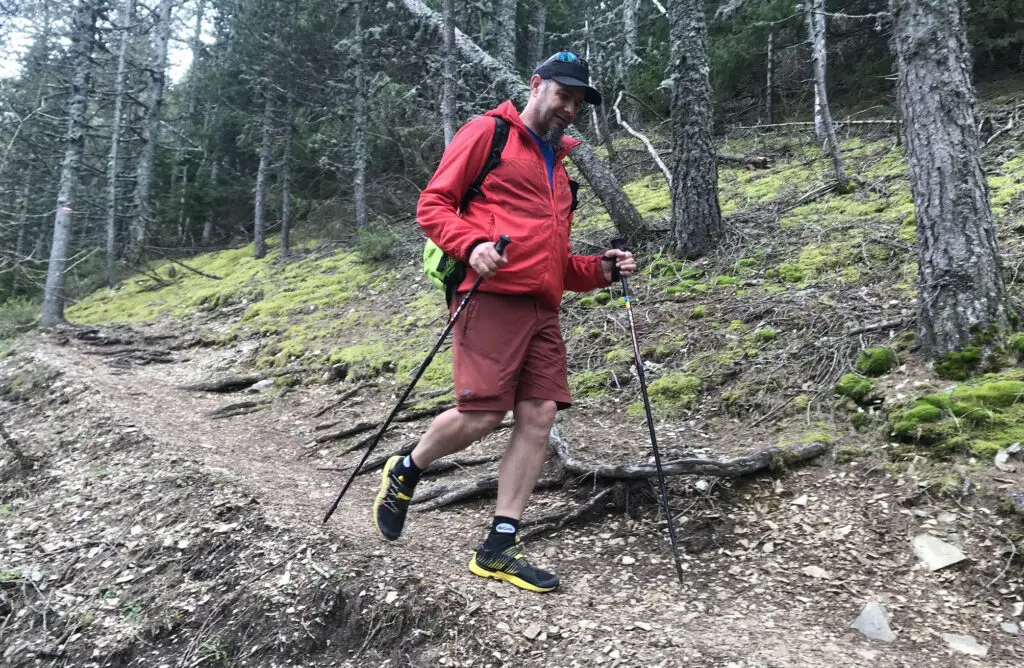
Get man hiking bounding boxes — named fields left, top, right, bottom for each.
left=374, top=51, right=636, bottom=593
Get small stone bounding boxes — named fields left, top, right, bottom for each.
left=852, top=602, right=896, bottom=642
left=941, top=633, right=988, bottom=657
left=621, top=556, right=636, bottom=565
left=523, top=623, right=542, bottom=640
left=802, top=565, right=830, bottom=579
left=495, top=622, right=511, bottom=634
left=384, top=590, right=398, bottom=604
left=937, top=512, right=957, bottom=524
left=1013, top=602, right=1024, bottom=617
left=762, top=542, right=775, bottom=554
left=912, top=533, right=966, bottom=571
left=634, top=621, right=652, bottom=631
left=1001, top=622, right=1019, bottom=635
left=1006, top=491, right=1024, bottom=515
left=249, top=379, right=274, bottom=391
left=791, top=495, right=809, bottom=507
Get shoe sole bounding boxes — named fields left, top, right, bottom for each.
left=373, top=455, right=403, bottom=541
left=468, top=554, right=558, bottom=593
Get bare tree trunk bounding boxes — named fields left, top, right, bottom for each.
left=177, top=0, right=205, bottom=241
left=353, top=0, right=368, bottom=231
left=622, top=0, right=640, bottom=80
left=106, top=0, right=134, bottom=287
left=494, top=0, right=517, bottom=69
left=201, top=159, right=218, bottom=246
left=766, top=29, right=774, bottom=124
left=585, top=18, right=615, bottom=162
left=10, top=176, right=30, bottom=295
left=527, top=3, right=546, bottom=67
left=805, top=0, right=847, bottom=190
left=41, top=0, right=97, bottom=327
left=399, top=0, right=645, bottom=239
left=279, top=99, right=294, bottom=256
left=128, top=0, right=173, bottom=264
left=442, top=0, right=458, bottom=145
left=253, top=95, right=274, bottom=259
left=891, top=0, right=1010, bottom=358
left=668, top=0, right=721, bottom=257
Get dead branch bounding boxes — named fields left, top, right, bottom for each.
left=314, top=403, right=455, bottom=444
left=412, top=475, right=562, bottom=512
left=310, top=381, right=373, bottom=418
left=716, top=152, right=773, bottom=169
left=733, top=119, right=900, bottom=130
left=548, top=426, right=827, bottom=479
left=613, top=91, right=672, bottom=186
left=424, top=454, right=502, bottom=476
left=521, top=486, right=617, bottom=539
left=353, top=439, right=419, bottom=474
left=147, top=246, right=223, bottom=280
left=208, top=401, right=269, bottom=419
left=845, top=318, right=905, bottom=336
left=179, top=375, right=264, bottom=393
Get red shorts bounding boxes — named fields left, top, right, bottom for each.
left=451, top=291, right=572, bottom=412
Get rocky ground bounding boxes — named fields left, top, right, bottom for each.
left=2, top=320, right=1022, bottom=667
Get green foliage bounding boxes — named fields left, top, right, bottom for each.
left=569, top=370, right=613, bottom=397
left=357, top=223, right=401, bottom=263
left=935, top=347, right=982, bottom=380
left=0, top=297, right=38, bottom=340
left=856, top=348, right=897, bottom=376
left=627, top=373, right=701, bottom=420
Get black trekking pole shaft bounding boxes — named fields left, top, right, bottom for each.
left=322, top=235, right=511, bottom=524
left=620, top=274, right=685, bottom=584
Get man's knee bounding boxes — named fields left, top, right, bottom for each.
left=515, top=399, right=558, bottom=431
left=461, top=409, right=506, bottom=434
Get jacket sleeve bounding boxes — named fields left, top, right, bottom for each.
left=564, top=251, right=611, bottom=293
left=417, top=117, right=495, bottom=262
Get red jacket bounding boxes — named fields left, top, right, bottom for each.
left=417, top=101, right=609, bottom=311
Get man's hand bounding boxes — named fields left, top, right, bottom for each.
left=469, top=241, right=509, bottom=279
left=601, top=249, right=636, bottom=283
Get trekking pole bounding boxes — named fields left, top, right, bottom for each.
left=322, top=235, right=511, bottom=524
left=614, top=253, right=686, bottom=584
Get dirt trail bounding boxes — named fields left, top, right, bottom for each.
left=4, top=325, right=1022, bottom=667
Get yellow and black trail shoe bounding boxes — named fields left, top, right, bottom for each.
left=468, top=538, right=559, bottom=593
left=373, top=455, right=414, bottom=540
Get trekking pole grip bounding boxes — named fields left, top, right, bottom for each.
left=495, top=234, right=511, bottom=255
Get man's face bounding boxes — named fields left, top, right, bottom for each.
left=530, top=77, right=585, bottom=145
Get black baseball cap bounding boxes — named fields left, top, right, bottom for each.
left=533, top=51, right=602, bottom=106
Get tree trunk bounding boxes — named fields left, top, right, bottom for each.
left=106, top=0, right=135, bottom=287
left=442, top=0, right=458, bottom=146
left=128, top=0, right=173, bottom=264
left=766, top=29, right=774, bottom=124
left=668, top=0, right=721, bottom=257
left=176, top=0, right=204, bottom=245
left=279, top=100, right=294, bottom=256
left=622, top=0, right=640, bottom=80
left=41, top=0, right=97, bottom=327
left=253, top=95, right=274, bottom=259
left=399, top=0, right=645, bottom=239
left=527, top=4, right=546, bottom=68
left=353, top=0, right=368, bottom=231
left=494, top=0, right=517, bottom=69
left=891, top=0, right=1010, bottom=357
left=202, top=160, right=218, bottom=246
left=805, top=0, right=847, bottom=190
left=10, top=176, right=30, bottom=295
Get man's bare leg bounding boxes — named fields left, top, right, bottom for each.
left=495, top=399, right=557, bottom=519
left=410, top=407, right=505, bottom=468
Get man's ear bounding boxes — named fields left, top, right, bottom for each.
left=528, top=74, right=544, bottom=96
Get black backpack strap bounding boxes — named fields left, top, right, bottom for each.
left=460, top=117, right=509, bottom=212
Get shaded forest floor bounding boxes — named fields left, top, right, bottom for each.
left=4, top=106, right=1024, bottom=666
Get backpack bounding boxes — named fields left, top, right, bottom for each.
left=422, top=117, right=509, bottom=305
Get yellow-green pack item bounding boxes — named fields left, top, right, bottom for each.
left=421, top=117, right=509, bottom=304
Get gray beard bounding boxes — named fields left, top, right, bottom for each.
left=540, top=125, right=565, bottom=146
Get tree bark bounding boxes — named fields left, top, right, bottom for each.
left=128, top=0, right=173, bottom=265
left=668, top=0, right=721, bottom=257
left=622, top=0, right=640, bottom=81
left=398, top=0, right=645, bottom=239
left=253, top=94, right=274, bottom=259
left=805, top=0, right=848, bottom=190
left=279, top=98, right=294, bottom=256
left=105, top=0, right=135, bottom=287
left=10, top=175, right=30, bottom=295
left=41, top=0, right=97, bottom=327
left=766, top=29, right=774, bottom=124
left=441, top=0, right=458, bottom=146
left=494, top=0, right=517, bottom=69
left=891, top=0, right=1010, bottom=357
left=201, top=160, right=218, bottom=246
left=353, top=0, right=368, bottom=231
left=527, top=3, right=546, bottom=68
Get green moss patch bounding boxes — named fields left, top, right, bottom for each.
left=627, top=373, right=701, bottom=420
left=836, top=373, right=874, bottom=403
left=570, top=370, right=614, bottom=397
left=856, top=347, right=897, bottom=376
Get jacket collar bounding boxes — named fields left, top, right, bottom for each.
left=486, top=100, right=582, bottom=159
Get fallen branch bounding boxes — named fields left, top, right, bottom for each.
left=412, top=475, right=562, bottom=512
left=180, top=375, right=263, bottom=393
left=613, top=91, right=672, bottom=187
left=314, top=403, right=455, bottom=444
left=423, top=454, right=502, bottom=476
left=310, top=381, right=372, bottom=418
left=208, top=401, right=269, bottom=419
left=845, top=318, right=905, bottom=336
left=548, top=426, right=827, bottom=479
left=147, top=246, right=223, bottom=280
left=733, top=119, right=901, bottom=130
left=716, top=152, right=773, bottom=169
left=521, top=486, right=617, bottom=539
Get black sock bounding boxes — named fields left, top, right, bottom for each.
left=393, top=454, right=424, bottom=487
left=484, top=516, right=520, bottom=551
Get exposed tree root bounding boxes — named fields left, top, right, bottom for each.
left=180, top=375, right=264, bottom=393
left=521, top=486, right=618, bottom=539
left=208, top=401, right=269, bottom=419
left=309, top=381, right=373, bottom=418
left=412, top=476, right=563, bottom=512
left=423, top=454, right=502, bottom=476
left=315, top=403, right=454, bottom=445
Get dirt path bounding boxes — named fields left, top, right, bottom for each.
left=7, top=325, right=1022, bottom=667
